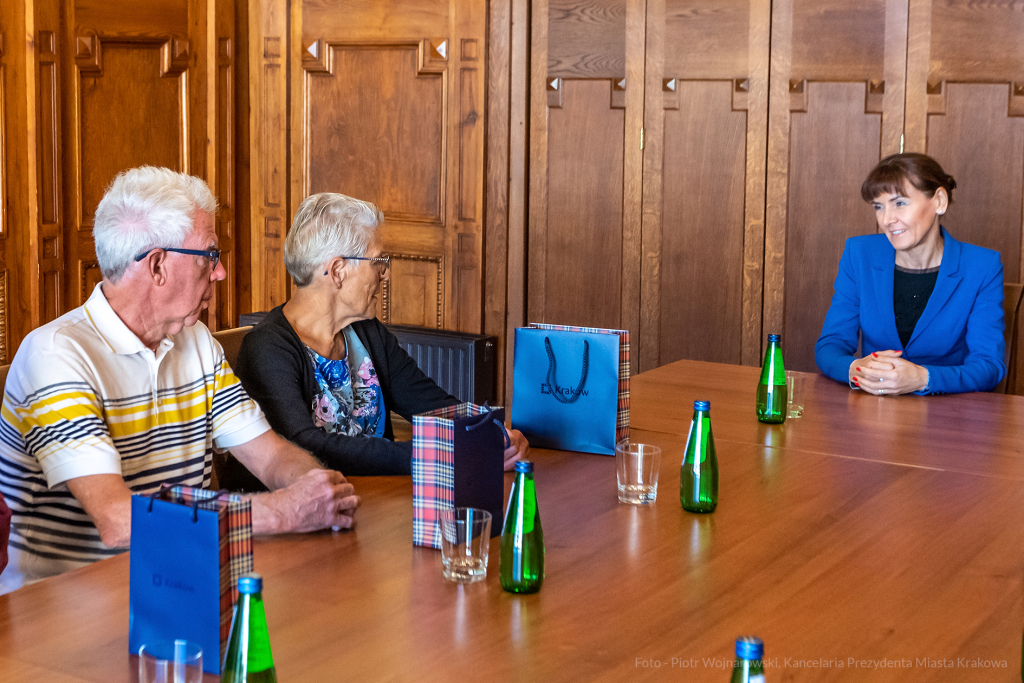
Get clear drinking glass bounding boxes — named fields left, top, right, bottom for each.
left=439, top=507, right=492, bottom=583
left=138, top=640, right=203, bottom=683
left=615, top=442, right=661, bottom=504
left=787, top=371, right=804, bottom=418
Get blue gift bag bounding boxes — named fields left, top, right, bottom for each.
left=128, top=486, right=252, bottom=675
left=511, top=324, right=630, bottom=455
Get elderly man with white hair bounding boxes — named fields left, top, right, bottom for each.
left=0, top=167, right=359, bottom=594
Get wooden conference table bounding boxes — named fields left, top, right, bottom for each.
left=1, top=360, right=1022, bottom=682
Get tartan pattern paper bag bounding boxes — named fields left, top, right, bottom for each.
left=412, top=403, right=506, bottom=549
left=128, top=485, right=253, bottom=675
left=511, top=323, right=629, bottom=455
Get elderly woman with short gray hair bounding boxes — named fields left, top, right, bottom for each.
left=234, top=192, right=528, bottom=476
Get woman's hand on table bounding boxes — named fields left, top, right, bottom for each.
left=849, top=350, right=929, bottom=395
left=503, top=429, right=530, bottom=471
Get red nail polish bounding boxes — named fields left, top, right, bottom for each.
left=853, top=378, right=860, bottom=385
left=856, top=367, right=862, bottom=372
left=872, top=352, right=877, bottom=357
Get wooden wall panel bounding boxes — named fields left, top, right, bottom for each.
left=213, top=11, right=237, bottom=329
left=641, top=0, right=770, bottom=372
left=0, top=0, right=40, bottom=362
left=248, top=0, right=288, bottom=312
left=0, top=23, right=7, bottom=362
left=529, top=0, right=643, bottom=369
left=0, top=32, right=6, bottom=245
left=543, top=79, right=625, bottom=329
left=927, top=84, right=1024, bottom=281
left=906, top=0, right=1024, bottom=391
left=658, top=80, right=746, bottom=366
left=784, top=83, right=881, bottom=372
left=765, top=0, right=905, bottom=373
left=492, top=0, right=529, bottom=406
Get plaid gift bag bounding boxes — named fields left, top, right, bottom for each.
left=128, top=485, right=253, bottom=675
left=412, top=403, right=507, bottom=549
left=511, top=323, right=630, bottom=455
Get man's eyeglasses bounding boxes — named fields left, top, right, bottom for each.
left=135, top=247, right=222, bottom=267
left=340, top=254, right=391, bottom=274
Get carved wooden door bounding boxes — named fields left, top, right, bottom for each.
left=286, top=1, right=486, bottom=332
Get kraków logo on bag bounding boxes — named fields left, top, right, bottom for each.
left=541, top=383, right=589, bottom=398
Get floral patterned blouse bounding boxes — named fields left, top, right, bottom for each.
left=305, top=327, right=385, bottom=437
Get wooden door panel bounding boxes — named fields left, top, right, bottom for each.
left=784, top=82, right=881, bottom=372
left=67, top=37, right=189, bottom=308
left=379, top=254, right=442, bottom=328
left=543, top=78, right=625, bottom=329
left=765, top=0, right=906, bottom=372
left=642, top=0, right=770, bottom=371
left=658, top=80, right=746, bottom=366
left=296, top=1, right=485, bottom=333
left=78, top=45, right=185, bottom=223
left=927, top=84, right=1024, bottom=280
left=308, top=46, right=444, bottom=223
left=529, top=0, right=643, bottom=355
left=1, top=21, right=10, bottom=362
left=904, top=0, right=1024, bottom=391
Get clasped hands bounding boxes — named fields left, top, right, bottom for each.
left=849, top=350, right=928, bottom=396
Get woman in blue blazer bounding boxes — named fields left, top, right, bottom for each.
left=815, top=153, right=1005, bottom=395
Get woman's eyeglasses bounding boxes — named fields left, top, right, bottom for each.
left=340, top=254, right=391, bottom=274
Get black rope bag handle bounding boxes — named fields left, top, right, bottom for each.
left=543, top=336, right=589, bottom=404
left=147, top=485, right=229, bottom=523
left=465, top=403, right=512, bottom=448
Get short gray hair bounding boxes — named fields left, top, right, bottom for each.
left=285, top=193, right=384, bottom=287
left=93, top=167, right=217, bottom=282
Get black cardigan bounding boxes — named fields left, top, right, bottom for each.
left=233, top=306, right=457, bottom=476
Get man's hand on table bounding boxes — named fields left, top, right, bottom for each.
left=252, top=468, right=360, bottom=534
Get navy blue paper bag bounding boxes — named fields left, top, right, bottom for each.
left=128, top=486, right=252, bottom=675
left=511, top=324, right=630, bottom=455
left=412, top=403, right=507, bottom=548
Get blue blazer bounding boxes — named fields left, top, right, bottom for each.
left=815, top=228, right=1005, bottom=394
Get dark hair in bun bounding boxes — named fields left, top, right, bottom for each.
left=861, top=153, right=956, bottom=204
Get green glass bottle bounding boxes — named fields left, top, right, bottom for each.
left=756, top=333, right=787, bottom=424
left=729, top=636, right=765, bottom=682
left=221, top=573, right=278, bottom=683
left=680, top=400, right=718, bottom=513
left=500, top=460, right=544, bottom=593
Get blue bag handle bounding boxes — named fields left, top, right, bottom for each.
left=544, top=336, right=589, bottom=404
left=465, top=402, right=512, bottom=448
left=147, top=485, right=228, bottom=523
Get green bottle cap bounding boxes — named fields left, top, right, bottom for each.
left=237, top=573, right=263, bottom=594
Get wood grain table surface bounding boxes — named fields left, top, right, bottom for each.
left=1, top=360, right=1022, bottom=682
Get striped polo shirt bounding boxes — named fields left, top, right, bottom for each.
left=0, top=284, right=270, bottom=590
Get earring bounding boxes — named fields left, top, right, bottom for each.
left=937, top=210, right=944, bottom=215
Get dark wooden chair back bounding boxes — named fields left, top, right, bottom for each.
left=212, top=325, right=253, bottom=368
left=997, top=283, right=1024, bottom=394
